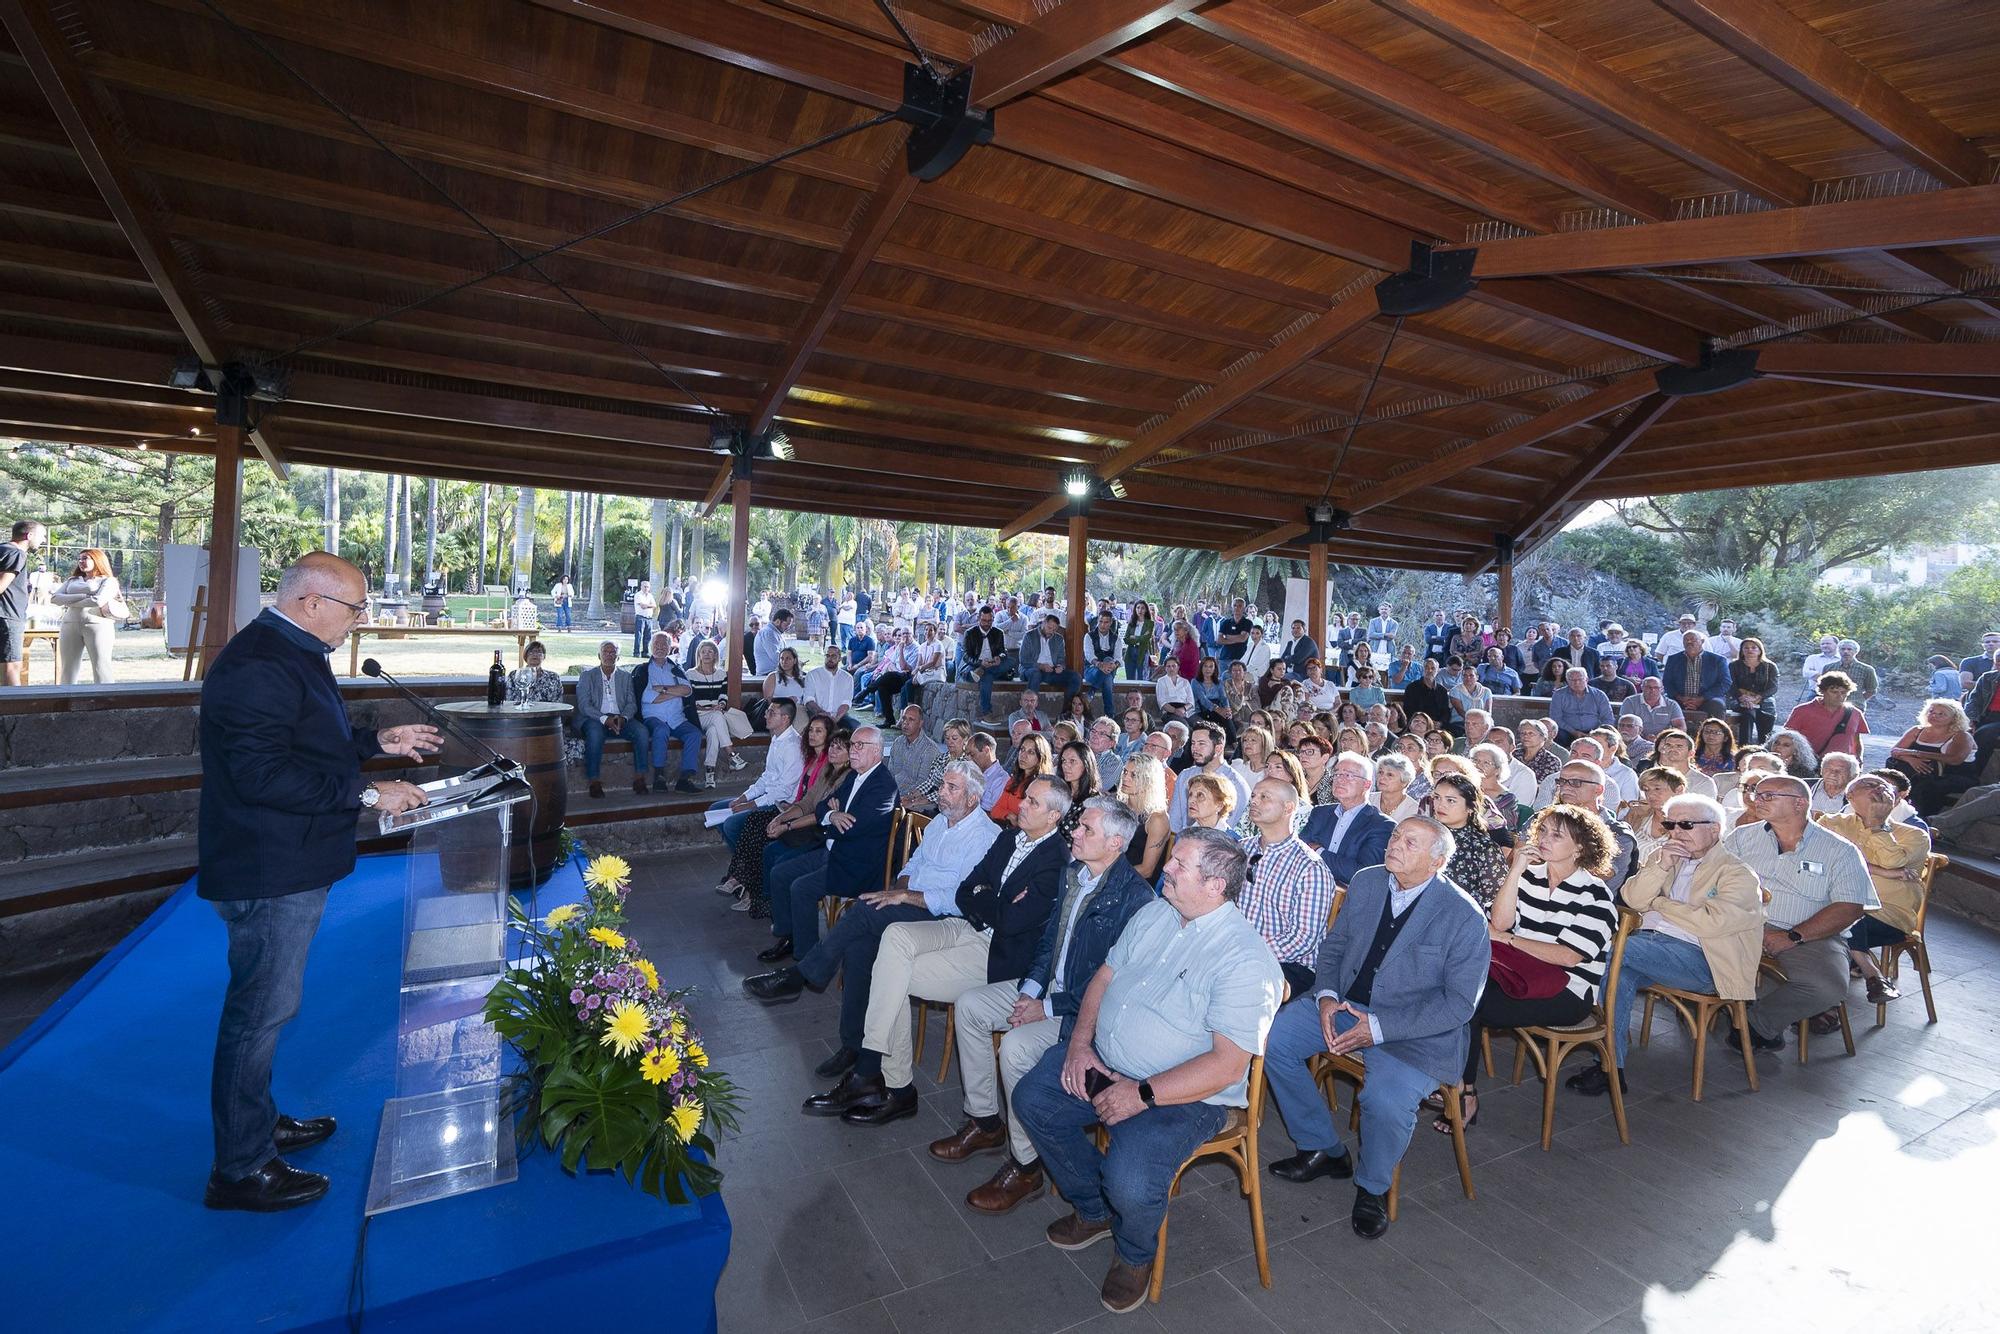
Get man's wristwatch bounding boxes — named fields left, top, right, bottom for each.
left=1137, top=1079, right=1156, bottom=1108
left=359, top=785, right=380, bottom=809
left=1785, top=928, right=1804, bottom=944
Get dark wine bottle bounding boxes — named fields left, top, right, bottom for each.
left=486, top=649, right=506, bottom=707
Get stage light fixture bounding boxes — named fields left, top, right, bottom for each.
left=1104, top=478, right=1127, bottom=501
left=137, top=440, right=150, bottom=450
left=1063, top=471, right=1093, bottom=498
left=759, top=429, right=793, bottom=463
left=708, top=426, right=734, bottom=455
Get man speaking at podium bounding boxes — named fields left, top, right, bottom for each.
left=199, top=552, right=440, bottom=1212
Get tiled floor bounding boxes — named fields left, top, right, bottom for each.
left=611, top=847, right=2000, bottom=1334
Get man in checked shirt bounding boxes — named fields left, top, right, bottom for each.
left=1238, top=778, right=1338, bottom=999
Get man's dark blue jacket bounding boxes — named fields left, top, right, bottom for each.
left=1021, top=855, right=1156, bottom=1037
left=198, top=610, right=382, bottom=901
left=1300, top=800, right=1394, bottom=887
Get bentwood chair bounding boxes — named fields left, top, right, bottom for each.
left=1311, top=1051, right=1474, bottom=1221
left=1755, top=953, right=1855, bottom=1062
left=1876, top=853, right=1946, bottom=1028
left=1508, top=911, right=1635, bottom=1150
left=1637, top=888, right=1771, bottom=1101
left=1147, top=1055, right=1269, bottom=1303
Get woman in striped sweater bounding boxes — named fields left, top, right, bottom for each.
left=1436, top=803, right=1619, bottom=1134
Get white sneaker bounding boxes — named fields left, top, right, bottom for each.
left=704, top=768, right=718, bottom=788
left=727, top=750, right=748, bottom=771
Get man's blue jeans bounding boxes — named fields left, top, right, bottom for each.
left=1082, top=665, right=1118, bottom=716
left=710, top=802, right=753, bottom=850
left=1022, top=665, right=1079, bottom=699
left=646, top=714, right=703, bottom=774
left=968, top=662, right=1014, bottom=714
left=210, top=887, right=330, bottom=1179
left=1012, top=1044, right=1228, bottom=1266
left=1263, top=998, right=1433, bottom=1196
left=1612, top=930, right=1715, bottom=1067
left=580, top=715, right=651, bottom=780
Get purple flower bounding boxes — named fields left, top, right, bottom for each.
left=585, top=994, right=602, bottom=1009
left=569, top=989, right=585, bottom=1004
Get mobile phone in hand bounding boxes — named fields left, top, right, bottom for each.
left=1084, top=1068, right=1114, bottom=1098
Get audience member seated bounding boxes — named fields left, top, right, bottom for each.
left=1548, top=667, right=1614, bottom=745
left=1184, top=772, right=1240, bottom=836
left=1765, top=727, right=1820, bottom=781
left=1885, top=699, right=1979, bottom=816
left=803, top=643, right=857, bottom=725
left=1371, top=753, right=1421, bottom=824
left=710, top=697, right=804, bottom=894
left=749, top=725, right=851, bottom=924
left=1821, top=773, right=1932, bottom=1006
left=1055, top=741, right=1102, bottom=839
left=885, top=705, right=943, bottom=806
left=1615, top=715, right=1653, bottom=765
left=1263, top=816, right=1487, bottom=1237
left=1594, top=655, right=1636, bottom=704
left=1648, top=728, right=1717, bottom=799
left=1006, top=687, right=1049, bottom=737
left=1402, top=657, right=1453, bottom=737
left=1087, top=717, right=1125, bottom=793
left=1625, top=765, right=1687, bottom=862
left=741, top=760, right=1004, bottom=1084
left=1231, top=724, right=1275, bottom=793
left=1724, top=775, right=1876, bottom=1053
left=1618, top=639, right=1657, bottom=684
left=1452, top=805, right=1620, bottom=1133
left=1478, top=647, right=1522, bottom=695
left=932, top=798, right=1158, bottom=1213
left=1082, top=611, right=1123, bottom=716
left=762, top=725, right=899, bottom=961
left=634, top=631, right=706, bottom=794
left=1729, top=637, right=1780, bottom=745
left=1810, top=752, right=1859, bottom=816
left=1421, top=771, right=1509, bottom=910
left=1519, top=718, right=1566, bottom=786
left=1301, top=751, right=1394, bottom=886
left=1620, top=676, right=1684, bottom=742
left=1166, top=720, right=1251, bottom=833
left=1693, top=717, right=1738, bottom=776
left=1784, top=671, right=1868, bottom=760
left=1021, top=614, right=1078, bottom=703
left=1567, top=793, right=1763, bottom=1098
left=1114, top=754, right=1172, bottom=878
left=1012, top=829, right=1283, bottom=1313
left=1661, top=630, right=1730, bottom=724
left=574, top=639, right=653, bottom=798
left=1154, top=654, right=1194, bottom=721
left=1238, top=779, right=1338, bottom=997
left=991, top=732, right=1054, bottom=828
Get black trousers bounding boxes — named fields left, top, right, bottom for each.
left=1466, top=987, right=1591, bottom=1084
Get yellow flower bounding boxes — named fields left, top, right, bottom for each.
left=640, top=1047, right=680, bottom=1084
left=543, top=904, right=580, bottom=929
left=633, top=958, right=660, bottom=991
left=588, top=926, right=627, bottom=950
left=583, top=855, right=633, bottom=891
left=668, top=1014, right=687, bottom=1038
left=686, top=1041, right=708, bottom=1068
left=599, top=1001, right=649, bottom=1057
left=667, top=1099, right=704, bottom=1143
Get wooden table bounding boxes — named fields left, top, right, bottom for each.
left=21, top=629, right=59, bottom=684
left=346, top=624, right=538, bottom=677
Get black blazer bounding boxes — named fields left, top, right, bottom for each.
left=198, top=610, right=383, bottom=901
left=954, top=828, right=1069, bottom=984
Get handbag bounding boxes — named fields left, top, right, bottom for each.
left=1488, top=939, right=1571, bottom=1000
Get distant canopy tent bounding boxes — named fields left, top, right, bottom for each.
left=0, top=0, right=1996, bottom=674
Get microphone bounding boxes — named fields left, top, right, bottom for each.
left=361, top=657, right=522, bottom=777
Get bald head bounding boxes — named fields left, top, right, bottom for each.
left=275, top=551, right=367, bottom=649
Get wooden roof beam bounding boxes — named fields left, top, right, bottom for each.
left=1461, top=184, right=2000, bottom=277
left=1348, top=372, right=1661, bottom=516
left=1654, top=0, right=1992, bottom=189
left=970, top=0, right=1208, bottom=106
left=1755, top=343, right=2000, bottom=377
left=1759, top=373, right=2000, bottom=406
left=0, top=0, right=284, bottom=475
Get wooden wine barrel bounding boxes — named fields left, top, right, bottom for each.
left=434, top=701, right=570, bottom=890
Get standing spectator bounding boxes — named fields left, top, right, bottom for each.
left=549, top=573, right=574, bottom=632
left=1710, top=619, right=1743, bottom=662
left=630, top=579, right=658, bottom=656
left=1958, top=633, right=2000, bottom=683
left=1799, top=635, right=1842, bottom=704
left=1836, top=640, right=1878, bottom=710
left=754, top=607, right=791, bottom=676
left=1422, top=608, right=1453, bottom=664
left=1123, top=600, right=1158, bottom=682
left=1729, top=637, right=1781, bottom=745
left=50, top=547, right=126, bottom=684
left=1784, top=671, right=1868, bottom=760
left=0, top=518, right=43, bottom=687
left=1928, top=654, right=1965, bottom=700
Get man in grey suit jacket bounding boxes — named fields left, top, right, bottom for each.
left=572, top=639, right=652, bottom=797
left=1260, top=817, right=1488, bottom=1240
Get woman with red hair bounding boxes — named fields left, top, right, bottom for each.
left=51, top=547, right=126, bottom=683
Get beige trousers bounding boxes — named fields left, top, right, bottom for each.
left=952, top=978, right=1062, bottom=1163
left=865, top=918, right=990, bottom=1088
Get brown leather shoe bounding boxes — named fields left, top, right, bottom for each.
left=967, top=1159, right=1045, bottom=1214
left=1099, top=1258, right=1152, bottom=1314
left=1045, top=1207, right=1111, bottom=1249
left=632, top=775, right=649, bottom=795
left=929, top=1119, right=1008, bottom=1163
left=589, top=780, right=605, bottom=798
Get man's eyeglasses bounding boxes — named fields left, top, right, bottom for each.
left=310, top=592, right=368, bottom=616
left=1554, top=777, right=1597, bottom=789
left=1332, top=770, right=1369, bottom=782
left=1659, top=819, right=1715, bottom=831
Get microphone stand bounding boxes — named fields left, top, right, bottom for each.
left=362, top=658, right=525, bottom=783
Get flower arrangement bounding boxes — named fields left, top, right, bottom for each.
left=485, top=853, right=740, bottom=1204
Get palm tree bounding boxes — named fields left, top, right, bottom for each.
left=588, top=494, right=607, bottom=617
left=1145, top=547, right=1307, bottom=612
left=512, top=487, right=536, bottom=593
left=475, top=483, right=490, bottom=592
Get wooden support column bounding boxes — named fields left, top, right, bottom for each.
left=1494, top=536, right=1516, bottom=636
left=199, top=424, right=243, bottom=672
left=726, top=469, right=751, bottom=708
left=1307, top=541, right=1329, bottom=653
left=1066, top=510, right=1088, bottom=676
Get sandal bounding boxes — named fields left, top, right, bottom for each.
left=1420, top=1090, right=1447, bottom=1112
left=1432, top=1090, right=1477, bottom=1135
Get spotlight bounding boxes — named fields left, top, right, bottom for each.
left=708, top=426, right=734, bottom=455
left=758, top=429, right=793, bottom=463
left=137, top=440, right=150, bottom=450
left=1104, top=478, right=1127, bottom=501
left=1063, top=471, right=1093, bottom=499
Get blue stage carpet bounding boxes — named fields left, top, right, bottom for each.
left=0, top=854, right=730, bottom=1333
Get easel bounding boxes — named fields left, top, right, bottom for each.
left=180, top=585, right=208, bottom=682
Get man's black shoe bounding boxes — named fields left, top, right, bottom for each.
left=1351, top=1186, right=1390, bottom=1240
left=744, top=968, right=806, bottom=1002
left=1267, top=1149, right=1354, bottom=1183
left=816, top=1046, right=859, bottom=1079
left=652, top=776, right=670, bottom=794
left=756, top=937, right=794, bottom=963
left=803, top=1071, right=884, bottom=1117
left=273, top=1113, right=336, bottom=1153
left=1564, top=1064, right=1627, bottom=1098
left=675, top=776, right=704, bottom=794
left=203, top=1158, right=330, bottom=1213
left=1727, top=1025, right=1784, bottom=1054
left=841, top=1084, right=919, bottom=1126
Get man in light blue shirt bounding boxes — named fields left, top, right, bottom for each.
left=1547, top=666, right=1614, bottom=743
left=753, top=608, right=791, bottom=677
left=1012, top=827, right=1283, bottom=1311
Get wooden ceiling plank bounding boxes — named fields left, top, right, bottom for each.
left=1492, top=392, right=1677, bottom=556
left=1464, top=184, right=2000, bottom=277
left=1754, top=343, right=2000, bottom=377
left=970, top=0, right=1208, bottom=106
left=1653, top=0, right=1991, bottom=189
left=1349, top=371, right=1660, bottom=515
left=750, top=146, right=917, bottom=432
left=1762, top=373, right=2000, bottom=405
left=0, top=0, right=284, bottom=473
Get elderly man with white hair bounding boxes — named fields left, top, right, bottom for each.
left=1811, top=751, right=1861, bottom=816
left=1264, top=817, right=1489, bottom=1240
left=1567, top=793, right=1764, bottom=1098
left=1547, top=666, right=1614, bottom=744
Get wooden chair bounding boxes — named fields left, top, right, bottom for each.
left=1147, top=1055, right=1269, bottom=1303
left=1755, top=953, right=1855, bottom=1063
left=1310, top=1052, right=1474, bottom=1221
left=1637, top=887, right=1770, bottom=1101
left=1875, top=852, right=1946, bottom=1028
left=1507, top=911, right=1635, bottom=1151
left=826, top=807, right=923, bottom=934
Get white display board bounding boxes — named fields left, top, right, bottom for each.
left=1280, top=577, right=1337, bottom=638
left=162, top=543, right=261, bottom=650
